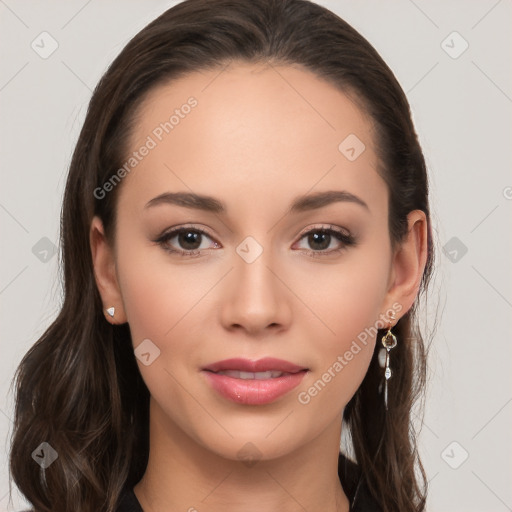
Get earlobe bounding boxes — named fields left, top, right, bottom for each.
left=385, top=210, right=429, bottom=315
left=89, top=216, right=127, bottom=324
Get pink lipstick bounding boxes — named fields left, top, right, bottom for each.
left=202, top=357, right=308, bottom=405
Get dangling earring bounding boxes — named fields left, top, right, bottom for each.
left=379, top=311, right=397, bottom=410
left=106, top=306, right=115, bottom=318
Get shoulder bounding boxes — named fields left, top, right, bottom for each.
left=338, top=452, right=383, bottom=512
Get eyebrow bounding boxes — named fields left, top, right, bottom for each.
left=144, top=190, right=370, bottom=214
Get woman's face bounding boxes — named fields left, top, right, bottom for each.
left=93, top=61, right=410, bottom=461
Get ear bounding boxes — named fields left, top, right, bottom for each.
left=382, top=210, right=429, bottom=319
left=89, top=215, right=127, bottom=324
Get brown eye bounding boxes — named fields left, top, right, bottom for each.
left=295, top=226, right=356, bottom=257
left=154, top=226, right=220, bottom=256
left=175, top=230, right=202, bottom=250
left=306, top=231, right=331, bottom=251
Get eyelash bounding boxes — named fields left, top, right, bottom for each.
left=152, top=224, right=357, bottom=258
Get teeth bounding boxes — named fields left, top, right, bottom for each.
left=216, top=370, right=285, bottom=379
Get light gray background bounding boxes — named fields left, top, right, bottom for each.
left=1, top=1, right=511, bottom=511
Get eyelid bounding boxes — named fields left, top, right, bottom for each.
left=295, top=223, right=351, bottom=239
left=153, top=224, right=219, bottom=246
left=293, top=224, right=356, bottom=256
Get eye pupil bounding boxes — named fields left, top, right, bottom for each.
left=179, top=231, right=201, bottom=250
left=309, top=231, right=330, bottom=250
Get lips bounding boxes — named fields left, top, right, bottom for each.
left=202, top=357, right=307, bottom=374
left=202, top=357, right=309, bottom=405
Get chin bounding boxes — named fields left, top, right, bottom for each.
left=193, top=424, right=305, bottom=464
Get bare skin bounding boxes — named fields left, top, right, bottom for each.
left=90, top=61, right=428, bottom=512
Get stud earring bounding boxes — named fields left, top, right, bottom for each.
left=380, top=311, right=397, bottom=410
left=106, top=306, right=115, bottom=318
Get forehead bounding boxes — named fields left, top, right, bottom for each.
left=117, top=61, right=384, bottom=215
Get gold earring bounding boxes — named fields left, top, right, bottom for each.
left=381, top=312, right=397, bottom=410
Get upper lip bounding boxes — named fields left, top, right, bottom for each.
left=203, top=357, right=307, bottom=373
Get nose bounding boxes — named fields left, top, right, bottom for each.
left=219, top=248, right=292, bottom=337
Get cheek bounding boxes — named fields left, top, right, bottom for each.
left=115, top=248, right=208, bottom=420
left=114, top=236, right=221, bottom=389
left=115, top=232, right=212, bottom=344
left=301, top=252, right=389, bottom=351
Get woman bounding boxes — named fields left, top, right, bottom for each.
left=9, top=0, right=435, bottom=511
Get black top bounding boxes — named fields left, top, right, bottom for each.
left=115, top=452, right=382, bottom=511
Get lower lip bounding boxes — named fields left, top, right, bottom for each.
left=202, top=370, right=308, bottom=405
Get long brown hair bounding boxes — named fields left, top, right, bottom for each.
left=9, top=1, right=436, bottom=510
